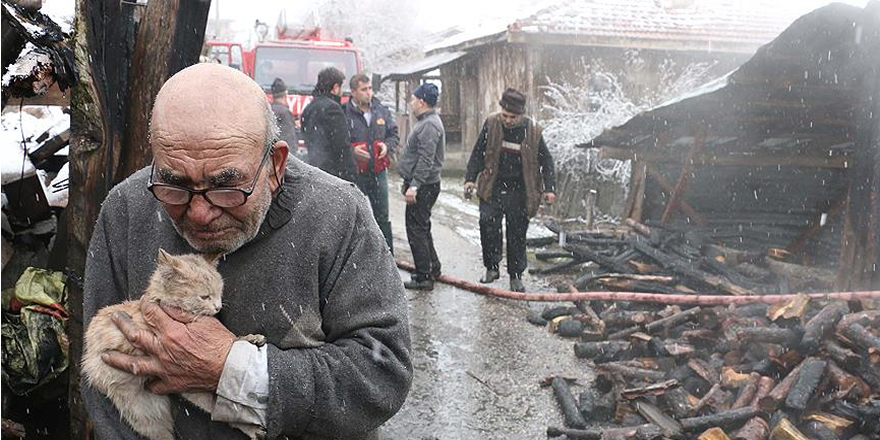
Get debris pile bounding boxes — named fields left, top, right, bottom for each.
left=529, top=219, right=836, bottom=296
left=535, top=292, right=879, bottom=439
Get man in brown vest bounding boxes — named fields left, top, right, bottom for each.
left=463, top=88, right=556, bottom=292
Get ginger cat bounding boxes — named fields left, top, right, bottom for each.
left=83, top=249, right=237, bottom=440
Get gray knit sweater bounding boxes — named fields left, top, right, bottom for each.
left=81, top=157, right=412, bottom=440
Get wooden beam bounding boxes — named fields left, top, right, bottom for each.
left=835, top=5, right=880, bottom=290
left=599, top=147, right=851, bottom=169
left=786, top=198, right=847, bottom=255
left=661, top=128, right=706, bottom=224
left=626, top=161, right=647, bottom=222
left=645, top=163, right=707, bottom=227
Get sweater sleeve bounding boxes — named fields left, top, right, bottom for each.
left=264, top=192, right=412, bottom=439
left=410, top=120, right=441, bottom=188
left=465, top=120, right=489, bottom=183
left=538, top=135, right=556, bottom=193
left=81, top=186, right=144, bottom=440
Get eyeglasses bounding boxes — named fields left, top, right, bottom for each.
left=147, top=146, right=273, bottom=208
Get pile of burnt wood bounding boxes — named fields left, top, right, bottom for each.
left=535, top=296, right=880, bottom=440
left=528, top=219, right=836, bottom=295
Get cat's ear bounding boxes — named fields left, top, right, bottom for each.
left=157, top=248, right=173, bottom=264
left=203, top=252, right=223, bottom=267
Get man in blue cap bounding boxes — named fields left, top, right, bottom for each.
left=398, top=83, right=445, bottom=290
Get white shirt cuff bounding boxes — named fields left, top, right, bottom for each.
left=212, top=340, right=268, bottom=427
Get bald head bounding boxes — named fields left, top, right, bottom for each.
left=150, top=63, right=276, bottom=157
left=147, top=64, right=288, bottom=254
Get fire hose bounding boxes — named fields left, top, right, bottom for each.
left=396, top=260, right=880, bottom=305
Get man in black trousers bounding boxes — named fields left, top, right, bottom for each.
left=464, top=88, right=556, bottom=292
left=398, top=83, right=445, bottom=290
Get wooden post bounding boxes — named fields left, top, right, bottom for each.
left=837, top=3, right=880, bottom=290
left=661, top=127, right=706, bottom=224
left=645, top=163, right=707, bottom=227
left=67, top=0, right=211, bottom=437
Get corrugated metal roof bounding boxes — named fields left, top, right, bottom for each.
left=382, top=51, right=469, bottom=81
left=429, top=0, right=814, bottom=54
left=513, top=0, right=806, bottom=46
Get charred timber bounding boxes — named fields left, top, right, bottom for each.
left=547, top=424, right=663, bottom=440
left=733, top=327, right=801, bottom=346
left=838, top=323, right=880, bottom=354
left=620, top=379, right=680, bottom=400
left=731, top=372, right=762, bottom=409
left=748, top=376, right=775, bottom=408
left=551, top=376, right=587, bottom=429
left=635, top=399, right=683, bottom=439
left=681, top=407, right=760, bottom=432
left=826, top=361, right=871, bottom=400
left=799, top=302, right=849, bottom=353
left=824, top=341, right=860, bottom=369
left=574, top=341, right=633, bottom=361
left=731, top=417, right=770, bottom=440
left=565, top=244, right=632, bottom=274
left=660, top=386, right=694, bottom=419
left=784, top=357, right=826, bottom=412
left=629, top=240, right=751, bottom=295
left=759, top=361, right=803, bottom=412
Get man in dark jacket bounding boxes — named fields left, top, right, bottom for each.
left=345, top=73, right=398, bottom=252
left=82, top=64, right=411, bottom=440
left=464, top=88, right=556, bottom=292
left=397, top=83, right=445, bottom=290
left=302, top=67, right=356, bottom=181
left=269, top=78, right=302, bottom=159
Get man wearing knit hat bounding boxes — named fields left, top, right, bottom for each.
left=464, top=87, right=556, bottom=292
left=398, top=83, right=445, bottom=290
left=269, top=78, right=301, bottom=159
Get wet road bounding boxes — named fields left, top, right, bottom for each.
left=380, top=177, right=591, bottom=440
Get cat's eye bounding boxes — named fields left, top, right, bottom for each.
left=200, top=295, right=210, bottom=300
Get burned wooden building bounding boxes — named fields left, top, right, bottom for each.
left=588, top=2, right=880, bottom=290
left=383, top=0, right=807, bottom=153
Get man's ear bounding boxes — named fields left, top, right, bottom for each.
left=269, top=141, right=289, bottom=191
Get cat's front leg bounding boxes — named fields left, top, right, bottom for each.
left=238, top=334, right=266, bottom=347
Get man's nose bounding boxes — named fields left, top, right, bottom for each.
left=187, top=194, right=222, bottom=225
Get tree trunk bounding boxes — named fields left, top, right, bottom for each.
left=67, top=0, right=211, bottom=437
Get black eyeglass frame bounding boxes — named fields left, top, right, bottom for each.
left=147, top=145, right=275, bottom=208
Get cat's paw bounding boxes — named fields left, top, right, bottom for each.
left=239, top=333, right=266, bottom=347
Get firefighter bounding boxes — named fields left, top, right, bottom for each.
left=269, top=78, right=300, bottom=158
left=344, top=73, right=399, bottom=253
left=302, top=67, right=356, bottom=181
left=463, top=88, right=556, bottom=292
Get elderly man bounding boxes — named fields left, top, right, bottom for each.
left=82, top=63, right=412, bottom=440
left=464, top=88, right=556, bottom=292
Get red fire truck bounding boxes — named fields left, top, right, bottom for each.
left=203, top=22, right=363, bottom=153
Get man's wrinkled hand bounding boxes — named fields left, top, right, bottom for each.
left=353, top=145, right=370, bottom=161
left=377, top=142, right=388, bottom=159
left=101, top=300, right=236, bottom=395
left=405, top=187, right=418, bottom=205
left=543, top=192, right=556, bottom=205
